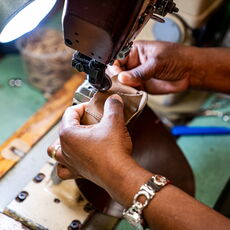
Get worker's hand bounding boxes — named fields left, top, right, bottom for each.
left=48, top=95, right=133, bottom=192
left=108, top=41, right=192, bottom=94
left=47, top=139, right=75, bottom=180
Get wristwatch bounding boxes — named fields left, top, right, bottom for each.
left=123, top=174, right=170, bottom=229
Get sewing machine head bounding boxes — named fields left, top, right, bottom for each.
left=62, top=0, right=178, bottom=91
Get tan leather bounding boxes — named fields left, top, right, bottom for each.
left=81, top=77, right=147, bottom=125
left=75, top=76, right=195, bottom=218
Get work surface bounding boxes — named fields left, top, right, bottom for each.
left=0, top=54, right=230, bottom=229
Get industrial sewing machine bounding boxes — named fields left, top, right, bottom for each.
left=62, top=0, right=178, bottom=92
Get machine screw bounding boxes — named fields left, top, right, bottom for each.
left=54, top=198, right=61, bottom=203
left=83, top=203, right=94, bottom=213
left=33, top=173, right=45, bottom=183
left=74, top=62, right=85, bottom=72
left=68, top=220, right=82, bottom=230
left=138, top=16, right=145, bottom=24
left=16, top=191, right=29, bottom=202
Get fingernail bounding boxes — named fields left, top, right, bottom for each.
left=109, top=94, right=123, bottom=104
left=118, top=72, right=134, bottom=83
left=118, top=73, right=127, bottom=83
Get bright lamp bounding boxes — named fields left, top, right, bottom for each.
left=0, top=0, right=57, bottom=43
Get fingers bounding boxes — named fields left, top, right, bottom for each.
left=107, top=60, right=125, bottom=76
left=118, top=70, right=142, bottom=87
left=124, top=43, right=140, bottom=69
left=107, top=44, right=140, bottom=77
left=118, top=62, right=155, bottom=87
left=47, top=143, right=65, bottom=163
left=48, top=144, right=80, bottom=180
left=60, top=103, right=86, bottom=130
left=56, top=164, right=75, bottom=180
left=100, top=94, right=125, bottom=128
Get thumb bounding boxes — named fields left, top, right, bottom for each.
left=100, top=94, right=125, bottom=127
left=118, top=63, right=154, bottom=87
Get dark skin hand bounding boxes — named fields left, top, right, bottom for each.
left=48, top=95, right=230, bottom=230
left=108, top=41, right=230, bottom=94
left=48, top=41, right=230, bottom=229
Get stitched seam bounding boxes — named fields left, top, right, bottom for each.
left=85, top=108, right=101, bottom=121
left=117, top=92, right=141, bottom=96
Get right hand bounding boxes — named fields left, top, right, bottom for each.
left=108, top=41, right=192, bottom=94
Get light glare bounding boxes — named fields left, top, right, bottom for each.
left=0, top=0, right=57, bottom=43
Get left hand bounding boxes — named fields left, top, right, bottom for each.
left=47, top=95, right=133, bottom=191
left=47, top=139, right=74, bottom=180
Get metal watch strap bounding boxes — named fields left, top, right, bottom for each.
left=147, top=174, right=170, bottom=192
left=123, top=174, right=170, bottom=229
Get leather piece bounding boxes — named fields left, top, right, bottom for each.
left=81, top=77, right=147, bottom=125
left=75, top=77, right=195, bottom=218
left=82, top=92, right=145, bottom=125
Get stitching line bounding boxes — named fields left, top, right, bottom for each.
left=85, top=108, right=102, bottom=121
